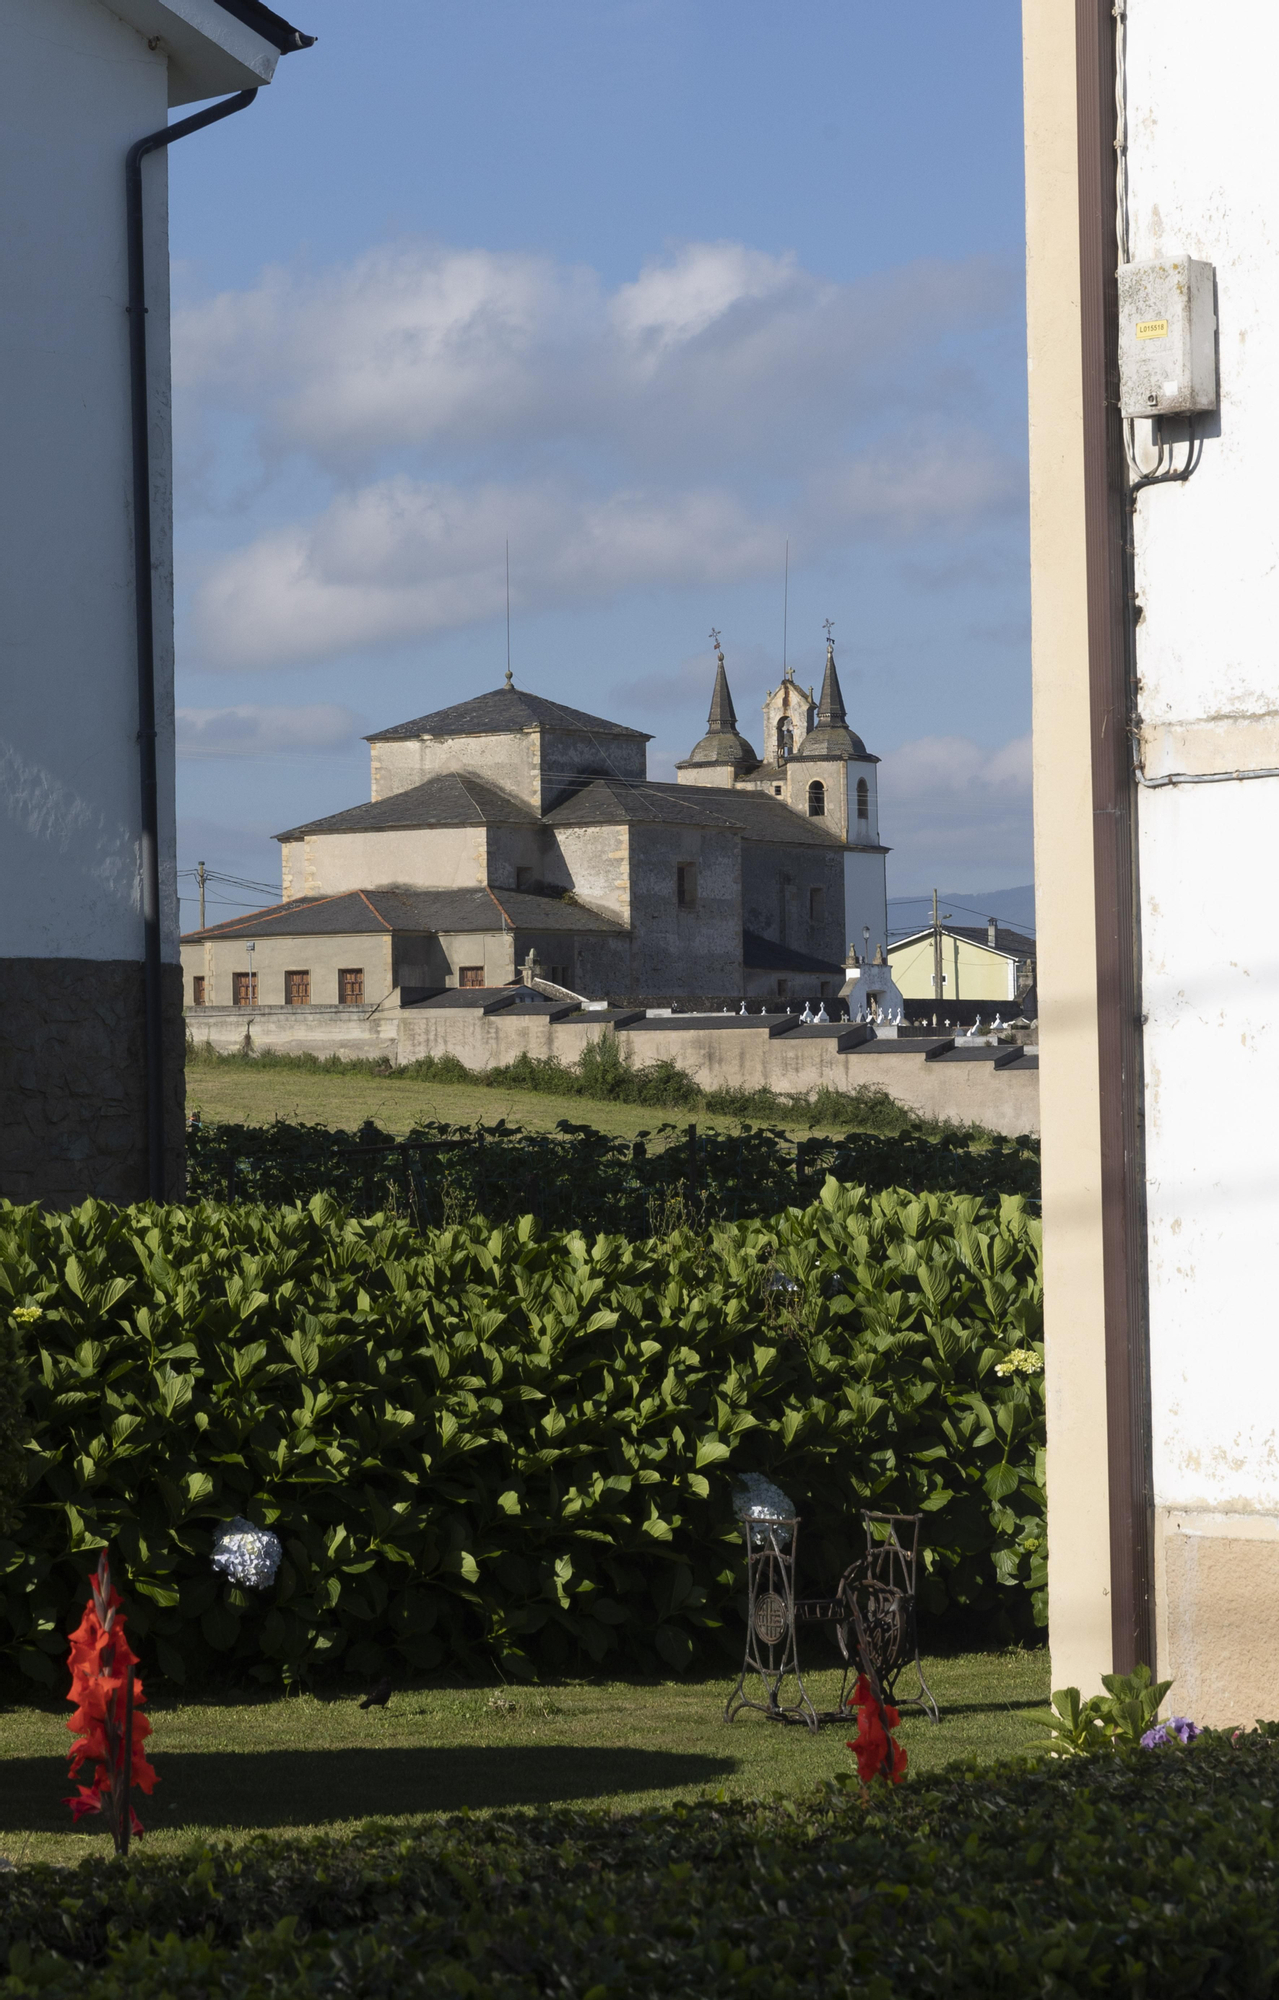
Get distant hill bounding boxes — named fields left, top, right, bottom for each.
left=888, top=884, right=1035, bottom=941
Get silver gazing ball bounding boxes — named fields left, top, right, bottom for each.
left=211, top=1516, right=283, bottom=1590
left=732, top=1472, right=796, bottom=1549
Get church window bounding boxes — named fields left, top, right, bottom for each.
left=677, top=862, right=697, bottom=910
left=191, top=976, right=205, bottom=1007
left=339, top=968, right=364, bottom=1006
left=776, top=716, right=795, bottom=760
left=459, top=965, right=485, bottom=988
left=285, top=970, right=310, bottom=1006
left=516, top=866, right=533, bottom=891
left=857, top=777, right=870, bottom=825
left=773, top=785, right=782, bottom=796
left=808, top=886, right=825, bottom=924
left=807, top=780, right=826, bottom=818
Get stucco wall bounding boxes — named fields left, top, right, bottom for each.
left=536, top=727, right=647, bottom=807
left=890, top=936, right=1020, bottom=1006
left=187, top=1003, right=403, bottom=1063
left=1021, top=0, right=1113, bottom=1695
left=740, top=841, right=844, bottom=964
left=1, top=0, right=175, bottom=966
left=555, top=825, right=632, bottom=928
left=627, top=825, right=742, bottom=997
left=216, top=1003, right=1039, bottom=1135
left=372, top=731, right=543, bottom=810
left=300, top=826, right=488, bottom=894
left=1120, top=0, right=1279, bottom=1703
left=183, top=933, right=396, bottom=1010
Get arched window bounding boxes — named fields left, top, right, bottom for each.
left=777, top=716, right=795, bottom=760
left=807, top=779, right=825, bottom=818
left=856, top=777, right=870, bottom=826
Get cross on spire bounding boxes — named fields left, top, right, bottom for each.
left=709, top=627, right=723, bottom=658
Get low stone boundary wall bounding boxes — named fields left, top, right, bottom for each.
left=188, top=995, right=1039, bottom=1137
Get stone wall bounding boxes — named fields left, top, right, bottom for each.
left=1, top=959, right=185, bottom=1205
left=190, top=1000, right=1041, bottom=1136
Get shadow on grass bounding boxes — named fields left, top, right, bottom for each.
left=0, top=1744, right=738, bottom=1833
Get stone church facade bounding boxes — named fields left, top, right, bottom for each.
left=182, top=639, right=888, bottom=1009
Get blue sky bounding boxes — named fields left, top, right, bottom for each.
left=172, top=0, right=1030, bottom=930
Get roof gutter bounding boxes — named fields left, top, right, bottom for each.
left=1075, top=0, right=1155, bottom=1674
left=127, top=88, right=262, bottom=1199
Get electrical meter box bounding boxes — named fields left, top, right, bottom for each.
left=1117, top=258, right=1217, bottom=417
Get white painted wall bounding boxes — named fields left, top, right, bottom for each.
left=0, top=0, right=175, bottom=964
left=1125, top=8, right=1279, bottom=1523
left=0, top=0, right=289, bottom=972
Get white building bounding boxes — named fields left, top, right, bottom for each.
left=0, top=0, right=312, bottom=1205
left=1025, top=0, right=1279, bottom=1721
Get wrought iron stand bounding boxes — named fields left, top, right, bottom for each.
left=725, top=1508, right=940, bottom=1731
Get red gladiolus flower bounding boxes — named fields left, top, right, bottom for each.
left=845, top=1672, right=908, bottom=1786
left=64, top=1550, right=157, bottom=1852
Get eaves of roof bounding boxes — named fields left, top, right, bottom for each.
left=181, top=884, right=628, bottom=944
left=888, top=925, right=1036, bottom=959
left=543, top=779, right=743, bottom=830
left=652, top=782, right=848, bottom=848
left=211, top=0, right=315, bottom=51
left=110, top=0, right=312, bottom=104
left=275, top=772, right=540, bottom=840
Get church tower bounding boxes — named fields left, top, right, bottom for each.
left=675, top=632, right=759, bottom=789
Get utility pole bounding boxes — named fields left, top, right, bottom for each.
left=932, top=889, right=950, bottom=1017
left=197, top=860, right=206, bottom=930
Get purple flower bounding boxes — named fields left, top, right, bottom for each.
left=1140, top=1715, right=1201, bottom=1748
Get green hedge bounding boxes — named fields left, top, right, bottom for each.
left=186, top=1113, right=1041, bottom=1236
left=3, top=1737, right=1278, bottom=1996
left=0, top=1180, right=1043, bottom=1689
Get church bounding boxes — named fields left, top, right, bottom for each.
left=181, top=634, right=888, bottom=1009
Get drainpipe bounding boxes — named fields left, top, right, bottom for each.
left=127, top=89, right=258, bottom=1200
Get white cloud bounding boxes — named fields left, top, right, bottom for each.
left=176, top=705, right=363, bottom=757
left=878, top=733, right=1033, bottom=891
left=190, top=481, right=780, bottom=669
left=175, top=237, right=1024, bottom=669
left=175, top=239, right=1016, bottom=472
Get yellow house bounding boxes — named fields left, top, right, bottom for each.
left=888, top=922, right=1035, bottom=1007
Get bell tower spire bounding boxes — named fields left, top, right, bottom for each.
left=675, top=629, right=759, bottom=778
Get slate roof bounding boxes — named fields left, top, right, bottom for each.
left=742, top=932, right=847, bottom=975
left=890, top=924, right=1036, bottom=958
left=647, top=783, right=851, bottom=848
left=275, top=773, right=539, bottom=841
left=543, top=779, right=741, bottom=829
left=212, top=0, right=316, bottom=51
left=181, top=887, right=627, bottom=944
left=367, top=686, right=650, bottom=743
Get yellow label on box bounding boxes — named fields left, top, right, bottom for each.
left=1136, top=318, right=1169, bottom=340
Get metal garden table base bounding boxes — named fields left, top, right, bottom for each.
left=724, top=1510, right=940, bottom=1732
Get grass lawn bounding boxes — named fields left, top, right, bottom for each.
left=183, top=1062, right=903, bottom=1144
left=0, top=1650, right=1047, bottom=1865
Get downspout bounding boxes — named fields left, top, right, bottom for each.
left=126, top=89, right=258, bottom=1201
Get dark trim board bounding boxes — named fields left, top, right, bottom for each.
left=1075, top=0, right=1155, bottom=1674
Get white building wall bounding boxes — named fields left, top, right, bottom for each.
left=0, top=0, right=174, bottom=964
left=1125, top=0, right=1279, bottom=1720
